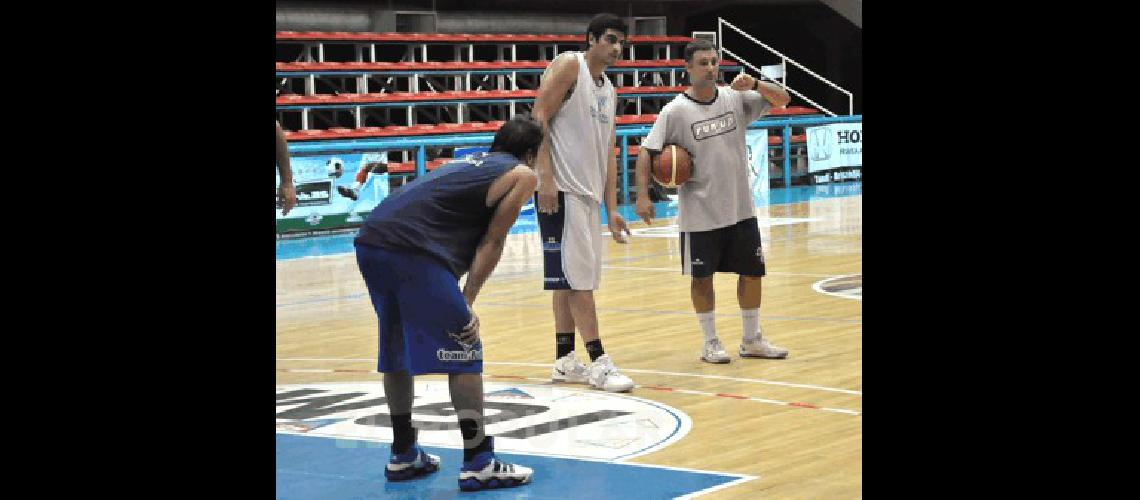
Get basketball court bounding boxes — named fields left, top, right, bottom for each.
left=277, top=182, right=862, bottom=498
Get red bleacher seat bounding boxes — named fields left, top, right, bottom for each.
left=277, top=32, right=696, bottom=44
left=628, top=36, right=694, bottom=43
left=615, top=86, right=686, bottom=95
left=372, top=158, right=452, bottom=175
left=277, top=59, right=739, bottom=73
left=277, top=87, right=693, bottom=106
left=613, top=145, right=642, bottom=157
left=614, top=114, right=657, bottom=125
left=387, top=161, right=415, bottom=173
left=767, top=134, right=808, bottom=145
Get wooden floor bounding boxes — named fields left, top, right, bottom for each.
left=276, top=194, right=862, bottom=498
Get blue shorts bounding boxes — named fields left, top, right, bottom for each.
left=355, top=243, right=482, bottom=375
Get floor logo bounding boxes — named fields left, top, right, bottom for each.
left=813, top=274, right=861, bottom=300
left=276, top=381, right=691, bottom=461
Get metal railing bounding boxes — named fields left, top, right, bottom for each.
left=719, top=17, right=853, bottom=116
left=288, top=114, right=861, bottom=203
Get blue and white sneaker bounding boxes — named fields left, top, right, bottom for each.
left=385, top=445, right=440, bottom=481
left=458, top=439, right=533, bottom=491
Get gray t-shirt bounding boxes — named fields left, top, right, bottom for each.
left=642, top=87, right=771, bottom=232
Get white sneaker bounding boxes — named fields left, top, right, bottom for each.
left=739, top=337, right=789, bottom=359
left=588, top=354, right=635, bottom=392
left=459, top=446, right=533, bottom=491
left=385, top=445, right=440, bottom=481
left=552, top=351, right=590, bottom=384
left=700, top=338, right=731, bottom=364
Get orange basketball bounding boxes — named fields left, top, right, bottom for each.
left=651, top=144, right=693, bottom=188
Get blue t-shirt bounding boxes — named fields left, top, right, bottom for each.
left=354, top=152, right=520, bottom=278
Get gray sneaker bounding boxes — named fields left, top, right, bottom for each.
left=700, top=338, right=731, bottom=364
left=739, top=338, right=789, bottom=359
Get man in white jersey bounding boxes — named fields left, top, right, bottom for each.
left=533, top=13, right=634, bottom=392
left=634, top=39, right=792, bottom=364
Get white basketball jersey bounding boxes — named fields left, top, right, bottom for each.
left=548, top=52, right=616, bottom=202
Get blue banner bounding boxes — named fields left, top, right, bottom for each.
left=276, top=152, right=389, bottom=226
left=746, top=129, right=770, bottom=206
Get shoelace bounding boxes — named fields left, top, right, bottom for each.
left=487, top=459, right=516, bottom=473
left=708, top=339, right=725, bottom=353
left=603, top=361, right=623, bottom=377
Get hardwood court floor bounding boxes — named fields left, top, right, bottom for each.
left=277, top=194, right=862, bottom=498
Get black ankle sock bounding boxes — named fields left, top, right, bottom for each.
left=556, top=332, right=575, bottom=359
left=585, top=339, right=605, bottom=362
left=391, top=414, right=415, bottom=455
left=459, top=418, right=492, bottom=462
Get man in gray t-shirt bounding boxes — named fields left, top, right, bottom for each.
left=634, top=39, right=792, bottom=364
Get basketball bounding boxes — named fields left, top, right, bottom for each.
left=652, top=144, right=692, bottom=188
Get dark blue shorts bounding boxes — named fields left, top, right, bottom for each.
left=354, top=243, right=482, bottom=375
left=537, top=191, right=570, bottom=290
left=680, top=217, right=766, bottom=278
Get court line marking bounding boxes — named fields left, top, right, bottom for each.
left=677, top=474, right=760, bottom=499
left=486, top=362, right=863, bottom=396
left=275, top=368, right=861, bottom=416
left=278, top=410, right=759, bottom=487
left=275, top=360, right=862, bottom=396
left=273, top=463, right=756, bottom=499
left=277, top=261, right=855, bottom=279
left=275, top=294, right=862, bottom=324
left=473, top=302, right=862, bottom=324
left=603, top=266, right=856, bottom=278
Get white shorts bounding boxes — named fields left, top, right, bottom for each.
left=537, top=191, right=603, bottom=290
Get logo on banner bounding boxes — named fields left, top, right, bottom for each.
left=276, top=381, right=691, bottom=461
left=837, top=130, right=861, bottom=145
left=810, top=128, right=832, bottom=161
